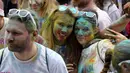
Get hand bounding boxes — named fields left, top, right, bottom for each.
left=104, top=28, right=128, bottom=43
left=124, top=2, right=130, bottom=15
left=66, top=63, right=74, bottom=73
left=124, top=2, right=130, bottom=9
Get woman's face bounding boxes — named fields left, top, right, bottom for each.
left=29, top=0, right=44, bottom=11
left=53, top=14, right=75, bottom=43
left=75, top=17, right=94, bottom=46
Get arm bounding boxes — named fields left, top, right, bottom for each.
left=100, top=14, right=130, bottom=38
left=104, top=1, right=130, bottom=33
left=108, top=14, right=130, bottom=32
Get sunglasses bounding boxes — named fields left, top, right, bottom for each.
left=58, top=5, right=79, bottom=15
left=8, top=9, right=36, bottom=26
left=118, top=60, right=130, bottom=66
left=78, top=11, right=97, bottom=18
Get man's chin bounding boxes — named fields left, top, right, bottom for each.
left=8, top=46, right=18, bottom=52
left=8, top=46, right=15, bottom=52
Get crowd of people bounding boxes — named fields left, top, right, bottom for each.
left=0, top=0, right=130, bottom=73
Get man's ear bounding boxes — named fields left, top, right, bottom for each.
left=33, top=30, right=38, bottom=37
left=31, top=30, right=38, bottom=41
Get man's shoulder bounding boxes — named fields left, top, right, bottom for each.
left=37, top=43, right=64, bottom=63
left=37, top=43, right=67, bottom=73
left=46, top=48, right=64, bottom=62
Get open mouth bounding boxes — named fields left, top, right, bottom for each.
left=59, top=32, right=67, bottom=37
left=57, top=31, right=67, bottom=41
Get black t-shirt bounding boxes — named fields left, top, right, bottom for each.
left=7, top=0, right=17, bottom=16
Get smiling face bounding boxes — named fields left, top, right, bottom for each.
left=53, top=14, right=75, bottom=43
left=29, top=0, right=44, bottom=11
left=75, top=17, right=95, bottom=47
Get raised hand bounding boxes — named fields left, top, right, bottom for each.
left=104, top=28, right=128, bottom=43
left=124, top=2, right=130, bottom=10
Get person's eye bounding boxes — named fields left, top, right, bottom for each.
left=6, top=30, right=10, bottom=33
left=35, top=0, right=40, bottom=4
left=68, top=25, right=73, bottom=28
left=83, top=28, right=89, bottom=31
left=59, top=24, right=64, bottom=27
left=75, top=27, right=80, bottom=31
left=12, top=32, right=20, bottom=36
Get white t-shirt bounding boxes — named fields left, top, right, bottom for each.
left=96, top=7, right=112, bottom=31
left=0, top=43, right=68, bottom=73
left=78, top=39, right=114, bottom=73
left=103, top=1, right=121, bottom=22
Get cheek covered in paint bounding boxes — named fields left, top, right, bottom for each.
left=76, top=30, right=94, bottom=46
left=75, top=19, right=95, bottom=45
left=53, top=24, right=68, bottom=42
left=56, top=29, right=66, bottom=41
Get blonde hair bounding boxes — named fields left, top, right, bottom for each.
left=18, top=0, right=30, bottom=9
left=18, top=0, right=59, bottom=17
left=39, top=0, right=59, bottom=17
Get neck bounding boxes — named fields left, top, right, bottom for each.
left=14, top=42, right=38, bottom=61
left=38, top=11, right=42, bottom=18
left=83, top=39, right=100, bottom=48
left=35, top=10, right=43, bottom=18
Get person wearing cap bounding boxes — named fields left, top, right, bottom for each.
left=112, top=40, right=130, bottom=73
left=101, top=40, right=130, bottom=73
left=0, top=8, right=9, bottom=49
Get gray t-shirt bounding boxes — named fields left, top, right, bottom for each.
left=0, top=43, right=68, bottom=73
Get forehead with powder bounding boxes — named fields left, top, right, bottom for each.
left=76, top=17, right=92, bottom=28
left=54, top=13, right=75, bottom=25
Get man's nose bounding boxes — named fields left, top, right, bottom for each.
left=7, top=33, right=14, bottom=42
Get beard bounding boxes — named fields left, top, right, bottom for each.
left=8, top=43, right=26, bottom=53
left=7, top=36, right=30, bottom=53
